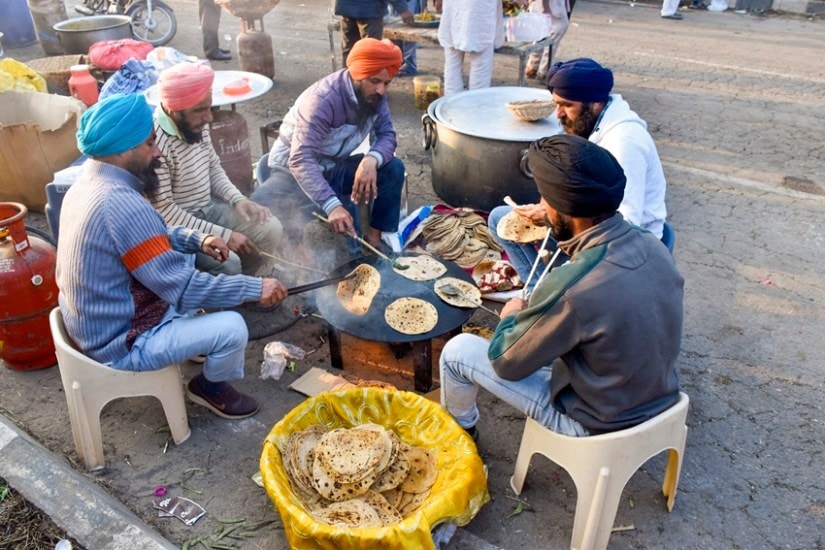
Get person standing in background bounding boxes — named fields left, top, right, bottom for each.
left=435, top=0, right=504, bottom=95
left=199, top=0, right=231, bottom=60
left=390, top=0, right=424, bottom=77
left=660, top=0, right=684, bottom=19
left=524, top=0, right=572, bottom=81
left=335, top=0, right=414, bottom=66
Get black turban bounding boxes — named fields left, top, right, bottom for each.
left=546, top=57, right=613, bottom=103
left=529, top=134, right=626, bottom=218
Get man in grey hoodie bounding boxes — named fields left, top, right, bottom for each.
left=489, top=57, right=668, bottom=286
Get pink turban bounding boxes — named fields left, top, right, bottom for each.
left=346, top=38, right=403, bottom=80
left=157, top=63, right=215, bottom=111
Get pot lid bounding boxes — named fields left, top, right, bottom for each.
left=429, top=87, right=561, bottom=141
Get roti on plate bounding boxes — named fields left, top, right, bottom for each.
left=392, top=255, right=447, bottom=281
left=337, top=264, right=381, bottom=315
left=434, top=277, right=482, bottom=308
left=496, top=210, right=547, bottom=243
left=384, top=297, right=438, bottom=335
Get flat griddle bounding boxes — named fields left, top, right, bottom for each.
left=315, top=253, right=476, bottom=343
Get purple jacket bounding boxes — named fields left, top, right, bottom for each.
left=267, top=69, right=398, bottom=214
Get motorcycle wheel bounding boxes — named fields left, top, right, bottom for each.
left=126, top=1, right=176, bottom=46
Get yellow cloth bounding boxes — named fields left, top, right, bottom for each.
left=0, top=59, right=47, bottom=93
left=260, top=387, right=490, bottom=549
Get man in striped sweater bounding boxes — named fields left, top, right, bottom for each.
left=150, top=63, right=282, bottom=277
left=57, top=93, right=288, bottom=420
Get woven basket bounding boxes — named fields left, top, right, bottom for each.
left=505, top=99, right=555, bottom=122
left=25, top=55, right=88, bottom=95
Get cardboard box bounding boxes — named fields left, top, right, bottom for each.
left=0, top=91, right=85, bottom=212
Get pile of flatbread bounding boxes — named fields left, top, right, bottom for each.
left=496, top=210, right=547, bottom=243
left=336, top=264, right=381, bottom=315
left=282, top=423, right=438, bottom=528
left=385, top=297, right=439, bottom=335
left=416, top=209, right=502, bottom=269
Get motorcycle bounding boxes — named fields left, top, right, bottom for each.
left=73, top=0, right=177, bottom=46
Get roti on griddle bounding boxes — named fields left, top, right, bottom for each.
left=384, top=297, right=438, bottom=335
left=337, top=264, right=381, bottom=316
left=496, top=210, right=547, bottom=243
left=434, top=277, right=482, bottom=308
left=391, top=255, right=447, bottom=281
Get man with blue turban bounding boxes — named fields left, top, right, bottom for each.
left=488, top=57, right=669, bottom=291
left=57, top=93, right=288, bottom=421
left=440, top=134, right=683, bottom=442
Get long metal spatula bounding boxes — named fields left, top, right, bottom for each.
left=437, top=283, right=500, bottom=316
left=286, top=272, right=357, bottom=295
left=311, top=212, right=409, bottom=270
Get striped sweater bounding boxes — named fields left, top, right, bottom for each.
left=150, top=109, right=246, bottom=241
left=56, top=160, right=263, bottom=364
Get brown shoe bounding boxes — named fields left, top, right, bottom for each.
left=186, top=374, right=259, bottom=419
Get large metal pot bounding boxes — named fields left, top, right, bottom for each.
left=53, top=15, right=131, bottom=55
left=422, top=87, right=561, bottom=211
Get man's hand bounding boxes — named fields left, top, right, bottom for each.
left=434, top=0, right=442, bottom=13
left=260, top=277, right=288, bottom=307
left=201, top=235, right=229, bottom=263
left=227, top=231, right=259, bottom=256
left=352, top=155, right=378, bottom=205
left=513, top=203, right=548, bottom=226
left=327, top=205, right=357, bottom=237
left=234, top=199, right=272, bottom=224
left=399, top=8, right=414, bottom=24
left=500, top=297, right=528, bottom=318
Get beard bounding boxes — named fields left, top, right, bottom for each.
left=546, top=213, right=574, bottom=242
left=179, top=119, right=204, bottom=144
left=559, top=103, right=600, bottom=138
left=353, top=84, right=380, bottom=128
left=135, top=158, right=162, bottom=198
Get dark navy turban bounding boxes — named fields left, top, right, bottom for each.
left=546, top=58, right=614, bottom=103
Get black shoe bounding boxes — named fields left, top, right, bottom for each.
left=205, top=49, right=232, bottom=61
left=661, top=12, right=683, bottom=19
left=688, top=2, right=707, bottom=8
left=464, top=425, right=479, bottom=443
left=186, top=374, right=259, bottom=419
left=219, top=48, right=231, bottom=54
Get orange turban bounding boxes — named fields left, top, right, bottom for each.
left=157, top=62, right=215, bottom=111
left=346, top=38, right=403, bottom=80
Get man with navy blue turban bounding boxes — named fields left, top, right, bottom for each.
left=58, top=93, right=289, bottom=421
left=488, top=57, right=669, bottom=291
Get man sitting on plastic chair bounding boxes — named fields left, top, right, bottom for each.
left=439, top=135, right=684, bottom=442
left=250, top=38, right=406, bottom=260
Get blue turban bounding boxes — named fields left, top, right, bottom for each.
left=76, top=93, right=153, bottom=157
left=546, top=58, right=614, bottom=104
left=529, top=134, right=626, bottom=218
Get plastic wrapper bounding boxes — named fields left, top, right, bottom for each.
left=0, top=58, right=47, bottom=93
left=260, top=341, right=306, bottom=380
left=260, top=387, right=489, bottom=549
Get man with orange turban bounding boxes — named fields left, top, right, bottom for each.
left=251, top=38, right=406, bottom=260
left=150, top=62, right=283, bottom=277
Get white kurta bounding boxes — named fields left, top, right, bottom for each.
left=438, top=0, right=503, bottom=52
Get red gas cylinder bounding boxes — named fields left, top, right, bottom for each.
left=0, top=202, right=58, bottom=370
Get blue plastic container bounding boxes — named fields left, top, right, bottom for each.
left=0, top=0, right=38, bottom=48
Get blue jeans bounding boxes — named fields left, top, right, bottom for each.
left=390, top=0, right=422, bottom=74
left=251, top=156, right=405, bottom=244
left=439, top=333, right=590, bottom=436
left=110, top=308, right=248, bottom=383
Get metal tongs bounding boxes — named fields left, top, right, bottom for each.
left=503, top=196, right=562, bottom=300
left=286, top=271, right=357, bottom=296
left=311, top=212, right=409, bottom=270
left=437, top=283, right=500, bottom=316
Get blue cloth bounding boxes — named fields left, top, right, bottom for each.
left=546, top=57, right=614, bottom=103
left=99, top=59, right=158, bottom=101
left=76, top=93, right=154, bottom=157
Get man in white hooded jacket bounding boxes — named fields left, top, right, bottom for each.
left=488, top=57, right=668, bottom=287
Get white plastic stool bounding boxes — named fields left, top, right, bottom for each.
left=49, top=308, right=191, bottom=471
left=510, top=392, right=689, bottom=550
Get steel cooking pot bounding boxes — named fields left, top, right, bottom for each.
left=53, top=15, right=131, bottom=55
left=422, top=87, right=561, bottom=211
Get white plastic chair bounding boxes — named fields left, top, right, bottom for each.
left=510, top=392, right=689, bottom=550
left=49, top=308, right=191, bottom=471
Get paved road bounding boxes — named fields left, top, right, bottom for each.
left=1, top=1, right=823, bottom=548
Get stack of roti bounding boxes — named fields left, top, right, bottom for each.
left=282, top=423, right=439, bottom=528
left=496, top=210, right=547, bottom=243
left=385, top=297, right=439, bottom=335
left=415, top=209, right=502, bottom=269
left=336, top=264, right=381, bottom=315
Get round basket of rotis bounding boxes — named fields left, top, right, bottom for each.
left=261, top=387, right=489, bottom=549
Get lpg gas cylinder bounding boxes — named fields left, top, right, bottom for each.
left=0, top=202, right=58, bottom=370
left=210, top=109, right=253, bottom=195
left=237, top=22, right=275, bottom=79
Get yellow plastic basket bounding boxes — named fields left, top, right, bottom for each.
left=260, top=387, right=489, bottom=549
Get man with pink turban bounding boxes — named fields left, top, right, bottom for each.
left=150, top=62, right=283, bottom=277
left=251, top=38, right=405, bottom=261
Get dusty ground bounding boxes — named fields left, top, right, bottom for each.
left=2, top=0, right=824, bottom=548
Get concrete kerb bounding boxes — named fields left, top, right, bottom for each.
left=0, top=414, right=176, bottom=550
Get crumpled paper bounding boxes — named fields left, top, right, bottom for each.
left=260, top=341, right=306, bottom=380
